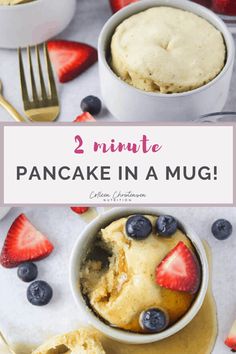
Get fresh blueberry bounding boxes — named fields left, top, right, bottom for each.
left=156, top=215, right=178, bottom=236
left=81, top=96, right=102, bottom=115
left=211, top=219, right=232, bottom=240
left=140, top=308, right=169, bottom=333
left=126, top=215, right=152, bottom=240
left=17, top=262, right=38, bottom=283
left=27, top=281, right=53, bottom=306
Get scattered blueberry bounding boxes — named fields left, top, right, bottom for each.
left=17, top=262, right=38, bottom=283
left=81, top=95, right=102, bottom=115
left=211, top=219, right=232, bottom=240
left=126, top=215, right=152, bottom=240
left=140, top=308, right=169, bottom=333
left=156, top=215, right=178, bottom=237
left=27, top=280, right=53, bottom=306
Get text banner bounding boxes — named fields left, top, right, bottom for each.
left=0, top=124, right=234, bottom=206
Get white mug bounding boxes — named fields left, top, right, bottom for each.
left=70, top=207, right=209, bottom=344
left=98, top=0, right=235, bottom=122
left=0, top=0, right=76, bottom=48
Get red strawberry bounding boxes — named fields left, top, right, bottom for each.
left=0, top=214, right=54, bottom=268
left=109, top=0, right=138, bottom=13
left=225, top=320, right=236, bottom=351
left=74, top=112, right=96, bottom=122
left=156, top=241, right=200, bottom=294
left=47, top=40, right=98, bottom=83
left=212, top=0, right=236, bottom=15
left=71, top=207, right=89, bottom=215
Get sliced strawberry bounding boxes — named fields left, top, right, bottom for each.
left=74, top=112, right=96, bottom=123
left=156, top=241, right=200, bottom=294
left=225, top=320, right=236, bottom=351
left=109, top=0, right=138, bottom=13
left=47, top=40, right=98, bottom=83
left=71, top=207, right=89, bottom=215
left=0, top=214, right=54, bottom=268
left=212, top=0, right=236, bottom=15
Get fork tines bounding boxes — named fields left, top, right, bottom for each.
left=18, top=43, right=59, bottom=110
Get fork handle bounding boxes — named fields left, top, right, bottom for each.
left=0, top=95, right=26, bottom=122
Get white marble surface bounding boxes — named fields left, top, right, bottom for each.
left=0, top=1, right=236, bottom=354
left=0, top=206, right=236, bottom=354
left=0, top=0, right=235, bottom=122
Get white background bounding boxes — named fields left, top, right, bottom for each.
left=3, top=125, right=234, bottom=205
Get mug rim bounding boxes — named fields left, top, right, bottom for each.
left=0, top=0, right=70, bottom=11
left=98, top=0, right=235, bottom=99
left=69, top=207, right=209, bottom=344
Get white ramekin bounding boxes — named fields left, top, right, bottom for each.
left=98, top=0, right=235, bottom=122
left=70, top=207, right=209, bottom=344
left=0, top=0, right=76, bottom=49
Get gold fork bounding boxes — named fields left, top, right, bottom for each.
left=0, top=80, right=26, bottom=122
left=18, top=44, right=60, bottom=122
left=0, top=331, right=16, bottom=354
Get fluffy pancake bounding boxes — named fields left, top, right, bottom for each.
left=80, top=215, right=198, bottom=332
left=111, top=7, right=226, bottom=93
left=32, top=329, right=106, bottom=354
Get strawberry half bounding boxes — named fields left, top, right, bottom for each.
left=47, top=40, right=98, bottom=83
left=109, top=0, right=138, bottom=13
left=225, top=320, right=236, bottom=351
left=74, top=112, right=96, bottom=123
left=71, top=207, right=89, bottom=215
left=156, top=241, right=200, bottom=294
left=0, top=214, right=54, bottom=268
